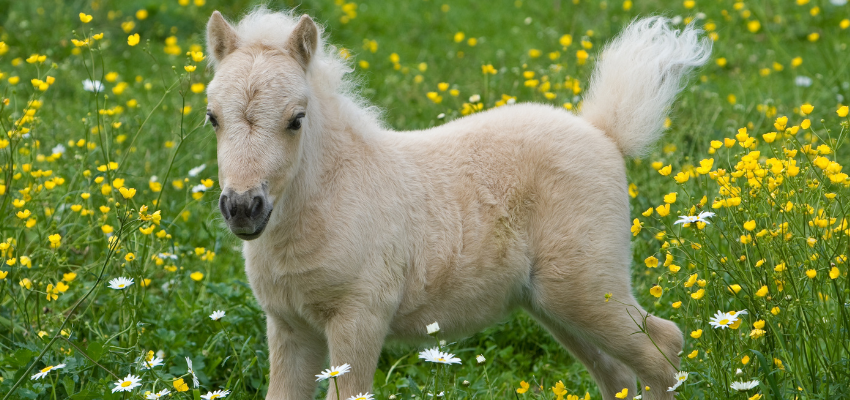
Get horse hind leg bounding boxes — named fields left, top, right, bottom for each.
left=529, top=262, right=683, bottom=400
left=528, top=310, right=637, bottom=399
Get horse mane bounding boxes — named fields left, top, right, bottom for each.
left=222, top=6, right=384, bottom=130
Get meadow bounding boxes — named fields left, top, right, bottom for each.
left=0, top=0, right=849, bottom=399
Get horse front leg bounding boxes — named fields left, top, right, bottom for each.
left=265, top=314, right=327, bottom=400
left=324, top=310, right=391, bottom=399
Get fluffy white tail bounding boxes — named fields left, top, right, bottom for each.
left=581, top=17, right=711, bottom=157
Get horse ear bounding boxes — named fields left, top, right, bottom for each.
left=207, top=11, right=239, bottom=63
left=286, top=15, right=319, bottom=71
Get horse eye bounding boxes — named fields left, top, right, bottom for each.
left=206, top=111, right=218, bottom=128
left=288, top=112, right=305, bottom=131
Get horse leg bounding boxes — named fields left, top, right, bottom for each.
left=324, top=310, right=390, bottom=399
left=530, top=262, right=683, bottom=400
left=528, top=310, right=637, bottom=399
left=265, top=315, right=327, bottom=400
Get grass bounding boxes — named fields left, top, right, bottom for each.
left=0, top=0, right=849, bottom=399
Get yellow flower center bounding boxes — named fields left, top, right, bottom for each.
left=678, top=376, right=686, bottom=381
left=118, top=284, right=125, bottom=288
left=122, top=381, right=132, bottom=387
left=437, top=358, right=445, bottom=361
left=41, top=366, right=52, bottom=373
left=330, top=371, right=339, bottom=376
left=210, top=396, right=221, bottom=399
left=719, top=318, right=729, bottom=325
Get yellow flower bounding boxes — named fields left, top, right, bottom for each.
left=173, top=378, right=189, bottom=392
left=690, top=289, right=705, bottom=300
left=559, top=34, right=572, bottom=47
left=184, top=65, right=196, bottom=72
left=650, top=285, right=662, bottom=298
left=190, top=271, right=204, bottom=281
left=728, top=284, right=742, bottom=294
left=552, top=381, right=567, bottom=399
left=688, top=349, right=698, bottom=359
left=630, top=219, right=643, bottom=236
left=684, top=273, right=698, bottom=288
left=614, top=388, right=628, bottom=399
left=663, top=192, right=677, bottom=204
left=658, top=165, right=672, bottom=176
left=48, top=234, right=61, bottom=249
left=801, top=103, right=814, bottom=115
left=46, top=284, right=59, bottom=301
left=576, top=50, right=589, bottom=65
left=644, top=256, right=659, bottom=268
left=838, top=106, right=849, bottom=118
left=125, top=253, right=136, bottom=262
left=672, top=301, right=682, bottom=308
left=762, top=132, right=776, bottom=143
left=771, top=306, right=780, bottom=315
left=0, top=271, right=7, bottom=280
left=656, top=204, right=670, bottom=217
left=690, top=329, right=702, bottom=339
left=79, top=13, right=93, bottom=23
left=119, top=187, right=136, bottom=199
left=747, top=20, right=760, bottom=33
left=749, top=394, right=763, bottom=400
left=755, top=285, right=768, bottom=297
left=136, top=9, right=149, bottom=20
left=128, top=34, right=140, bottom=46
left=517, top=381, right=530, bottom=394
left=829, top=267, right=840, bottom=279
left=63, top=272, right=77, bottom=282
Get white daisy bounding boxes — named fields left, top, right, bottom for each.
left=201, top=389, right=231, bottom=399
left=146, top=389, right=171, bottom=399
left=188, top=164, right=206, bottom=177
left=186, top=357, right=199, bottom=388
left=476, top=354, right=486, bottom=364
left=674, top=215, right=699, bottom=225
left=30, top=364, right=66, bottom=380
left=315, top=363, right=351, bottom=381
left=347, top=393, right=374, bottom=400
left=210, top=310, right=226, bottom=320
left=51, top=144, right=66, bottom=155
left=795, top=76, right=813, bottom=88
left=108, top=277, right=134, bottom=290
left=426, top=322, right=440, bottom=335
left=469, top=94, right=481, bottom=103
left=112, top=374, right=142, bottom=393
left=141, top=356, right=164, bottom=369
left=696, top=211, right=715, bottom=223
left=730, top=380, right=759, bottom=391
left=709, top=310, right=739, bottom=329
left=83, top=79, right=104, bottom=93
left=418, top=347, right=461, bottom=365
left=191, top=184, right=208, bottom=193
left=667, top=371, right=688, bottom=392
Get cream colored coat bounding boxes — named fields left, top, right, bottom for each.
left=205, top=9, right=710, bottom=400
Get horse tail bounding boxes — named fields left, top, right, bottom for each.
left=580, top=17, right=711, bottom=158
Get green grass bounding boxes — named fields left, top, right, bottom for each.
left=0, top=0, right=849, bottom=399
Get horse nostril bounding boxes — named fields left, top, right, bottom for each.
left=219, top=195, right=231, bottom=220
left=250, top=195, right=264, bottom=219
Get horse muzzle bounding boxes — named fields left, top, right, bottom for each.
left=219, top=186, right=273, bottom=240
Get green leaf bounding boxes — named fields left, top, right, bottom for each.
left=69, top=389, right=101, bottom=400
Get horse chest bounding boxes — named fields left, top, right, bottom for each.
left=243, top=250, right=348, bottom=328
